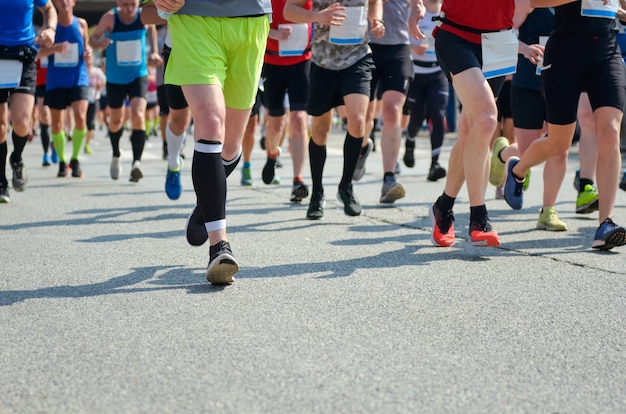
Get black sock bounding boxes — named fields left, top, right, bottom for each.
left=40, top=124, right=50, bottom=152
left=11, top=130, right=27, bottom=163
left=309, top=139, right=326, bottom=195
left=109, top=128, right=124, bottom=157
left=0, top=141, right=7, bottom=186
left=222, top=151, right=241, bottom=178
left=130, top=129, right=146, bottom=162
left=579, top=178, right=594, bottom=193
left=340, top=132, right=363, bottom=188
left=437, top=192, right=455, bottom=212
left=192, top=142, right=226, bottom=225
left=470, top=205, right=488, bottom=223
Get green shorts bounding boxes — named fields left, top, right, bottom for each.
left=166, top=14, right=269, bottom=110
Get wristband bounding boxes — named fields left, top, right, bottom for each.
left=45, top=26, right=56, bottom=32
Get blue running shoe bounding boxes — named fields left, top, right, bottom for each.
left=504, top=157, right=524, bottom=210
left=42, top=153, right=51, bottom=166
left=165, top=158, right=183, bottom=200
left=51, top=145, right=59, bottom=164
left=592, top=218, right=626, bottom=250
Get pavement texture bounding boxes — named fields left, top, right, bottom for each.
left=1, top=125, right=625, bottom=413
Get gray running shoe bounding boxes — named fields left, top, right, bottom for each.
left=352, top=138, right=373, bottom=181
left=380, top=178, right=405, bottom=204
left=11, top=160, right=27, bottom=192
left=129, top=161, right=143, bottom=182
left=110, top=155, right=122, bottom=180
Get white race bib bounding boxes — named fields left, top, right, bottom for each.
left=535, top=36, right=549, bottom=76
left=0, top=60, right=23, bottom=89
left=581, top=0, right=618, bottom=18
left=116, top=39, right=142, bottom=66
left=481, top=30, right=518, bottom=79
left=329, top=7, right=367, bottom=45
left=278, top=23, right=309, bottom=56
left=53, top=43, right=80, bottom=68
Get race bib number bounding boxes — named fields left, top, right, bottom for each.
left=116, top=39, right=142, bottom=66
left=0, top=60, right=23, bottom=89
left=329, top=7, right=367, bottom=45
left=481, top=30, right=518, bottom=79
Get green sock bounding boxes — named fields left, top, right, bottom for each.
left=72, top=128, right=86, bottom=160
left=51, top=131, right=66, bottom=162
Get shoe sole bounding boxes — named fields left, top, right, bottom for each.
left=469, top=233, right=501, bottom=247
left=129, top=168, right=143, bottom=183
left=576, top=198, right=599, bottom=214
left=380, top=184, right=406, bottom=204
left=489, top=137, right=509, bottom=186
left=536, top=223, right=567, bottom=231
left=592, top=228, right=626, bottom=250
left=0, top=196, right=10, bottom=203
left=291, top=185, right=309, bottom=203
left=207, top=253, right=238, bottom=284
left=185, top=207, right=209, bottom=246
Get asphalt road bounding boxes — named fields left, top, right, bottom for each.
left=1, top=125, right=625, bottom=413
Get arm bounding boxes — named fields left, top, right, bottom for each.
left=284, top=0, right=346, bottom=26
left=518, top=40, right=544, bottom=65
left=89, top=12, right=114, bottom=51
left=141, top=2, right=168, bottom=25
left=513, top=0, right=533, bottom=29
left=146, top=25, right=164, bottom=66
left=408, top=0, right=426, bottom=40
left=368, top=0, right=385, bottom=38
left=79, top=17, right=93, bottom=68
left=35, top=1, right=58, bottom=48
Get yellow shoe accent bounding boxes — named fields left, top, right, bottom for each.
left=536, top=207, right=567, bottom=231
left=489, top=136, right=509, bottom=186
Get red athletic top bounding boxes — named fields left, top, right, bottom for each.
left=434, top=0, right=515, bottom=44
left=36, top=59, right=47, bottom=87
left=264, top=0, right=312, bottom=66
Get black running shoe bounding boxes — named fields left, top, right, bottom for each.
left=337, top=183, right=362, bottom=216
left=0, top=184, right=10, bottom=203
left=70, top=159, right=83, bottom=178
left=403, top=138, right=415, bottom=168
left=207, top=240, right=238, bottom=284
left=427, top=162, right=446, bottom=181
left=262, top=157, right=278, bottom=185
left=306, top=191, right=325, bottom=220
left=57, top=161, right=68, bottom=178
left=290, top=180, right=309, bottom=203
left=11, top=159, right=27, bottom=191
left=186, top=205, right=208, bottom=246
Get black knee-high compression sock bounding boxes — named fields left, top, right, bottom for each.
left=222, top=149, right=241, bottom=178
left=130, top=129, right=146, bottom=162
left=192, top=140, right=227, bottom=231
left=0, top=141, right=7, bottom=185
left=40, top=124, right=50, bottom=152
left=109, top=128, right=123, bottom=157
left=339, top=132, right=363, bottom=188
left=10, top=130, right=28, bottom=163
left=309, top=138, right=326, bottom=195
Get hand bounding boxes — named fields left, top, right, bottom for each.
left=408, top=4, right=427, bottom=40
left=316, top=3, right=346, bottom=26
left=523, top=43, right=544, bottom=65
left=413, top=42, right=428, bottom=56
left=148, top=52, right=164, bottom=67
left=35, top=27, right=55, bottom=48
left=153, top=0, right=185, bottom=14
left=370, top=19, right=385, bottom=38
left=271, top=26, right=292, bottom=41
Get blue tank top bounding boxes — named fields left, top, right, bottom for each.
left=46, top=17, right=88, bottom=90
left=105, top=8, right=148, bottom=84
left=0, top=0, right=48, bottom=47
left=512, top=8, right=554, bottom=91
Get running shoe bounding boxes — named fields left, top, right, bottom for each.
left=0, top=184, right=10, bottom=203
left=241, top=166, right=253, bottom=186
left=84, top=144, right=93, bottom=155
left=11, top=160, right=27, bottom=192
left=337, top=183, right=362, bottom=216
left=129, top=160, right=143, bottom=182
left=186, top=205, right=208, bottom=246
left=352, top=138, right=373, bottom=181
left=70, top=159, right=83, bottom=178
left=495, top=184, right=504, bottom=200
left=573, top=168, right=580, bottom=192
left=403, top=138, right=415, bottom=168
left=429, top=202, right=455, bottom=247
left=165, top=158, right=183, bottom=200
left=503, top=157, right=524, bottom=210
left=262, top=156, right=278, bottom=185
left=57, top=161, right=68, bottom=178
left=536, top=207, right=567, bottom=231
left=290, top=180, right=309, bottom=203
left=620, top=170, right=626, bottom=192
left=110, top=155, right=122, bottom=180
left=489, top=136, right=509, bottom=186
left=592, top=218, right=626, bottom=250
left=469, top=216, right=501, bottom=247
left=576, top=184, right=599, bottom=214
left=42, top=153, right=51, bottom=166
left=51, top=145, right=59, bottom=164
left=427, top=162, right=446, bottom=182
left=380, top=177, right=405, bottom=204
left=207, top=240, right=238, bottom=284
left=306, top=191, right=325, bottom=220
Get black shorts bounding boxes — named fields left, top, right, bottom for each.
left=161, top=46, right=188, bottom=110
left=99, top=94, right=107, bottom=110
left=369, top=43, right=412, bottom=100
left=434, top=29, right=505, bottom=98
left=157, top=84, right=169, bottom=116
left=542, top=33, right=626, bottom=125
left=106, top=76, right=148, bottom=109
left=35, top=84, right=46, bottom=98
left=261, top=60, right=310, bottom=117
left=44, top=86, right=89, bottom=110
left=511, top=85, right=545, bottom=130
left=307, top=55, right=374, bottom=117
left=0, top=57, right=37, bottom=103
left=497, top=79, right=512, bottom=120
